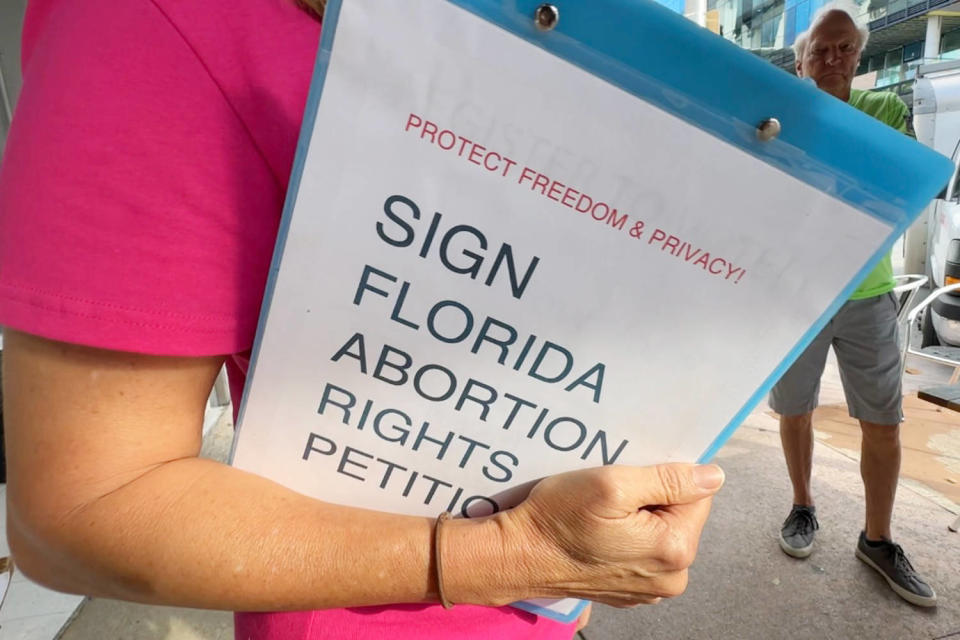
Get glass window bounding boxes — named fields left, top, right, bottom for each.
left=761, top=16, right=777, bottom=47
left=784, top=6, right=797, bottom=45
left=795, top=0, right=811, bottom=33
left=903, top=40, right=923, bottom=62
left=884, top=47, right=904, bottom=68
left=868, top=0, right=890, bottom=19
left=942, top=28, right=960, bottom=55
left=868, top=53, right=885, bottom=71
left=887, top=0, right=906, bottom=13
left=716, top=0, right=740, bottom=42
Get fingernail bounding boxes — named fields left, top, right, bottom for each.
left=693, top=464, right=725, bottom=490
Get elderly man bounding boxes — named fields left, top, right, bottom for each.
left=770, top=2, right=937, bottom=607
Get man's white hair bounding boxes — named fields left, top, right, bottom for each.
left=792, top=1, right=869, bottom=60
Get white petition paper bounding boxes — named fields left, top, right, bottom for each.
left=233, top=0, right=892, bottom=620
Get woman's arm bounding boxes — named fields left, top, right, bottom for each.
left=4, top=329, right=721, bottom=611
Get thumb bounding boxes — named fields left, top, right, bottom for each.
left=618, top=463, right=725, bottom=509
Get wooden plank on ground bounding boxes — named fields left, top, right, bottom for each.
left=768, top=394, right=960, bottom=505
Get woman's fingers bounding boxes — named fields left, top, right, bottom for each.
left=612, top=463, right=725, bottom=511
left=508, top=463, right=723, bottom=606
left=629, top=496, right=716, bottom=573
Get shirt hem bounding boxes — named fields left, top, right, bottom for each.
left=0, top=283, right=251, bottom=356
left=849, top=282, right=896, bottom=300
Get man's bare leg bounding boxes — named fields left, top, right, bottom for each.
left=855, top=420, right=937, bottom=606
left=859, top=420, right=899, bottom=541
left=778, top=412, right=819, bottom=558
left=780, top=412, right=815, bottom=506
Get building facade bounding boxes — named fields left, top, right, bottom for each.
left=702, top=0, right=960, bottom=103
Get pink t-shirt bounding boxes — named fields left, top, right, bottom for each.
left=0, top=1, right=575, bottom=639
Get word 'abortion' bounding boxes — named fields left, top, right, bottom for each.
left=344, top=194, right=606, bottom=404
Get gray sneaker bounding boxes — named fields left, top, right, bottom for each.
left=856, top=531, right=937, bottom=607
left=779, top=505, right=818, bottom=558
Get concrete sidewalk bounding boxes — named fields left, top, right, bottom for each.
left=53, top=407, right=959, bottom=640
left=586, top=413, right=959, bottom=640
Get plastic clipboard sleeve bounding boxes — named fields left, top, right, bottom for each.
left=233, top=0, right=952, bottom=625
left=452, top=0, right=954, bottom=225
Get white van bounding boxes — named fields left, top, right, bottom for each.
left=912, top=59, right=960, bottom=346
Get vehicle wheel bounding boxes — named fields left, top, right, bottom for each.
left=921, top=307, right=940, bottom=348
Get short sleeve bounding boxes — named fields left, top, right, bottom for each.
left=888, top=94, right=910, bottom=134
left=0, top=0, right=284, bottom=356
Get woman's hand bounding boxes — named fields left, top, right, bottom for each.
left=446, top=463, right=723, bottom=608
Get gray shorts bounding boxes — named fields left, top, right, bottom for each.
left=769, top=292, right=903, bottom=424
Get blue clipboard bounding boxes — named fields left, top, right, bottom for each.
left=242, top=0, right=953, bottom=624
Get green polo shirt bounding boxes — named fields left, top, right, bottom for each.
left=846, top=89, right=910, bottom=300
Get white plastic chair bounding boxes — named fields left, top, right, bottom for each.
left=902, top=281, right=960, bottom=379
left=893, top=274, right=928, bottom=325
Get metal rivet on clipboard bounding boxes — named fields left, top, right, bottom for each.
left=756, top=118, right=781, bottom=141
left=534, top=4, right=559, bottom=31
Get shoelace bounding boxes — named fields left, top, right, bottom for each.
left=785, top=509, right=819, bottom=536
left=885, top=542, right=917, bottom=577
